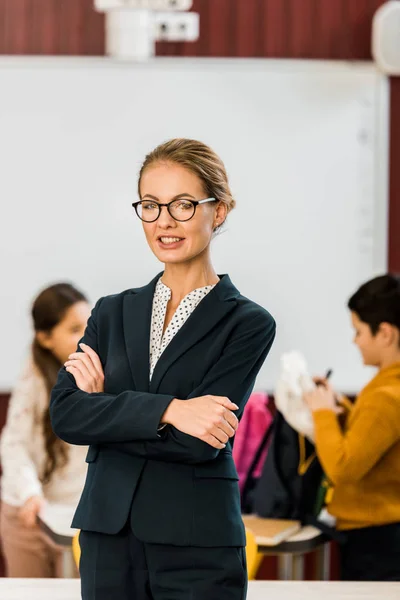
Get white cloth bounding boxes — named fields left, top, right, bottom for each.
left=274, top=351, right=316, bottom=442
left=0, top=357, right=88, bottom=507
left=149, top=278, right=216, bottom=381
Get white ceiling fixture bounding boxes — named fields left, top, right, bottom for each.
left=94, top=0, right=199, bottom=61
left=372, top=0, right=400, bottom=75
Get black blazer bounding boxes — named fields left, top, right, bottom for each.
left=50, top=273, right=276, bottom=547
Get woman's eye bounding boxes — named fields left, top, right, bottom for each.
left=143, top=202, right=157, bottom=210
left=177, top=201, right=193, bottom=210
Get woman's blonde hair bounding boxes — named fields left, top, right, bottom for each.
left=138, top=139, right=236, bottom=228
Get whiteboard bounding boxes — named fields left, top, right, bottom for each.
left=0, top=57, right=389, bottom=393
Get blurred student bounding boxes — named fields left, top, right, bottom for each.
left=304, top=274, right=400, bottom=581
left=0, top=283, right=90, bottom=578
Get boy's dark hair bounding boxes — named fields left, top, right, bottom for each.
left=348, top=274, right=400, bottom=335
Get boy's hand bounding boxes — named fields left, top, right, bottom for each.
left=304, top=382, right=343, bottom=415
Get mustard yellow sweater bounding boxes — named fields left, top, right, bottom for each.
left=313, top=362, right=400, bottom=530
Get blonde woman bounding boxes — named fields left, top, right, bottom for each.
left=0, top=284, right=90, bottom=577
left=51, top=139, right=276, bottom=600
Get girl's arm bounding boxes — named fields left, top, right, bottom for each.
left=311, top=390, right=400, bottom=484
left=0, top=365, right=44, bottom=506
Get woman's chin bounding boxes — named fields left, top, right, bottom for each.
left=154, top=250, right=189, bottom=265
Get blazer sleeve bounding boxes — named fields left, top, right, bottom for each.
left=107, top=310, right=276, bottom=463
left=50, top=299, right=175, bottom=445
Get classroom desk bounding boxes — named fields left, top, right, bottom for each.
left=39, top=505, right=331, bottom=582
left=37, top=503, right=77, bottom=579
left=242, top=516, right=330, bottom=581
left=0, top=579, right=398, bottom=599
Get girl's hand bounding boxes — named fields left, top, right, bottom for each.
left=18, top=495, right=45, bottom=528
left=304, top=382, right=343, bottom=415
left=64, top=343, right=104, bottom=393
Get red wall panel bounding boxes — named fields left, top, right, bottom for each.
left=0, top=0, right=104, bottom=55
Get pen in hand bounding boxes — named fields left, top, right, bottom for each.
left=315, top=369, right=333, bottom=387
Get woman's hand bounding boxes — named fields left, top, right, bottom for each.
left=161, top=395, right=239, bottom=449
left=18, top=495, right=45, bottom=528
left=64, top=343, right=104, bottom=393
left=304, top=382, right=343, bottom=415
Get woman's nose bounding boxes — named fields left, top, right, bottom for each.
left=157, top=206, right=176, bottom=227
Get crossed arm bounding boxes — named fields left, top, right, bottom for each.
left=51, top=299, right=276, bottom=464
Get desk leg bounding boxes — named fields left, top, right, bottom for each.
left=278, top=554, right=291, bottom=580
left=60, top=548, right=77, bottom=579
left=315, top=543, right=330, bottom=581
left=278, top=554, right=305, bottom=581
left=291, top=554, right=305, bottom=580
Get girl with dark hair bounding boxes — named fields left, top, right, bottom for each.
left=304, top=274, right=400, bottom=581
left=0, top=283, right=90, bottom=578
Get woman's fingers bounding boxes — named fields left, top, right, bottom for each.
left=65, top=358, right=93, bottom=382
left=80, top=344, right=104, bottom=378
left=213, top=396, right=239, bottom=411
left=222, top=409, right=239, bottom=432
left=211, top=427, right=230, bottom=445
left=67, top=351, right=97, bottom=379
left=214, top=417, right=235, bottom=440
left=65, top=365, right=89, bottom=392
left=65, top=344, right=104, bottom=394
left=203, top=434, right=226, bottom=449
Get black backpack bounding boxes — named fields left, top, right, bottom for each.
left=240, top=422, right=275, bottom=514
left=253, top=411, right=326, bottom=522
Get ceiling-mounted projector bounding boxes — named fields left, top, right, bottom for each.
left=94, top=0, right=198, bottom=60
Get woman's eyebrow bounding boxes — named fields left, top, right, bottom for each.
left=141, top=193, right=196, bottom=201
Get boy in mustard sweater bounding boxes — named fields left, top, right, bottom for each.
left=304, top=274, right=400, bottom=581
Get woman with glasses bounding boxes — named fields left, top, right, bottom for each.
left=50, top=138, right=276, bottom=600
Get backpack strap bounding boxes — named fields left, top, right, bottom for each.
left=241, top=417, right=275, bottom=500
left=298, top=433, right=317, bottom=475
left=302, top=514, right=347, bottom=544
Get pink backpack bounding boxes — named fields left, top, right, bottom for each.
left=233, top=392, right=273, bottom=509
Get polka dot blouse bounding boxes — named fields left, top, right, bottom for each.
left=149, top=278, right=216, bottom=381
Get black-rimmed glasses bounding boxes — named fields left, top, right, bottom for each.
left=132, top=197, right=216, bottom=223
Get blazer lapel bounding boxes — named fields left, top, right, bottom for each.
left=150, top=274, right=240, bottom=393
left=123, top=273, right=161, bottom=392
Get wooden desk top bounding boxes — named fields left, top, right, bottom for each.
left=0, top=580, right=398, bottom=599
left=242, top=515, right=301, bottom=546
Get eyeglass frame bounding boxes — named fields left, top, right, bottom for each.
left=132, top=197, right=217, bottom=223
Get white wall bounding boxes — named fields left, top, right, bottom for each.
left=0, top=58, right=389, bottom=393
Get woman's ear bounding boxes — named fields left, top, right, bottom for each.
left=35, top=330, right=54, bottom=350
left=213, top=202, right=228, bottom=231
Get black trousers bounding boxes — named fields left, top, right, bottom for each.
left=340, top=522, right=400, bottom=581
left=79, top=525, right=247, bottom=600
